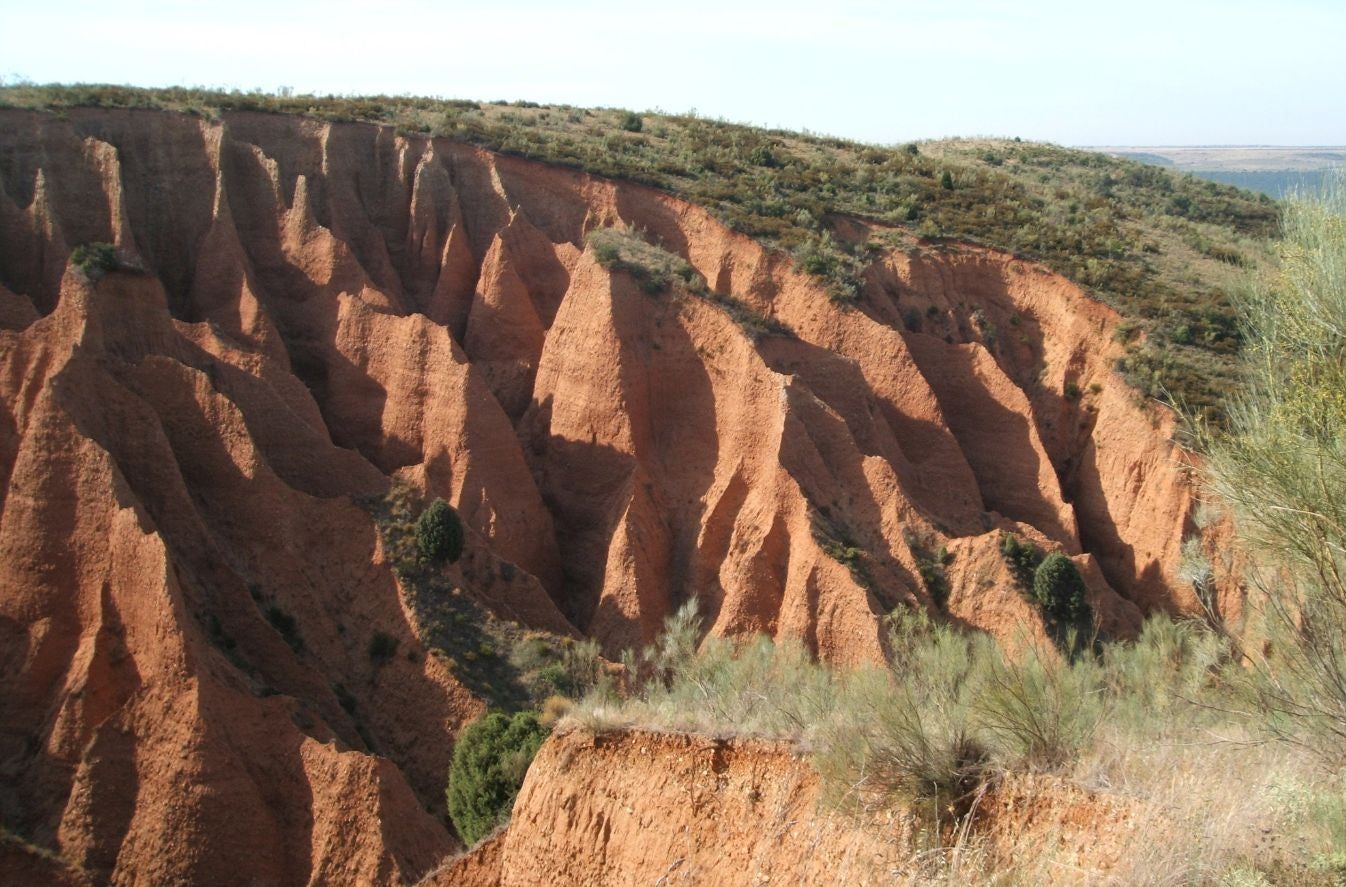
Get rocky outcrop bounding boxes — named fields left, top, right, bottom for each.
left=439, top=729, right=906, bottom=886
left=437, top=727, right=1152, bottom=886
left=0, top=107, right=1207, bottom=883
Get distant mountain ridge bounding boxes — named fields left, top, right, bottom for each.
left=1090, top=145, right=1346, bottom=198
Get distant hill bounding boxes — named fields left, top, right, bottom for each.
left=1189, top=169, right=1329, bottom=199
left=1093, top=146, right=1346, bottom=198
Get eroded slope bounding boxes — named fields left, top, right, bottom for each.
left=0, top=108, right=1209, bottom=883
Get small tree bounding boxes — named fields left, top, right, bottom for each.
left=446, top=711, right=548, bottom=846
left=69, top=242, right=119, bottom=281
left=940, top=170, right=955, bottom=190
left=416, top=498, right=464, bottom=564
left=1033, top=553, right=1089, bottom=624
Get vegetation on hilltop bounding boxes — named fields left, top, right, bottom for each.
left=0, top=82, right=1278, bottom=420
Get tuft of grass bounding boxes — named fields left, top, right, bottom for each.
left=587, top=225, right=705, bottom=295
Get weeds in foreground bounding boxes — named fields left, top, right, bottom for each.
left=569, top=605, right=1340, bottom=883
left=1198, top=175, right=1346, bottom=772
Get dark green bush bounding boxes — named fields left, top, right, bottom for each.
left=918, top=560, right=950, bottom=610
left=446, top=711, right=548, bottom=846
left=265, top=605, right=303, bottom=653
left=619, top=111, right=642, bottom=132
left=1032, top=553, right=1089, bottom=623
left=940, top=170, right=955, bottom=190
left=70, top=242, right=118, bottom=280
left=416, top=498, right=464, bottom=564
left=748, top=144, right=780, bottom=168
left=368, top=630, right=398, bottom=663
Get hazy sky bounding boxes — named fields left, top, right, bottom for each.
left=3, top=0, right=1344, bottom=146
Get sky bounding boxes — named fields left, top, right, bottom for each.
left=3, top=0, right=1344, bottom=146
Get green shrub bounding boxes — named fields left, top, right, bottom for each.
left=1027, top=552, right=1094, bottom=657
left=974, top=640, right=1103, bottom=770
left=416, top=498, right=464, bottom=564
left=1033, top=551, right=1087, bottom=627
left=819, top=666, right=988, bottom=822
left=446, top=711, right=548, bottom=846
left=747, top=144, right=779, bottom=168
left=905, top=531, right=952, bottom=610
left=1000, top=533, right=1043, bottom=592
left=940, top=170, right=954, bottom=190
left=1033, top=553, right=1089, bottom=623
left=618, top=111, right=642, bottom=132
left=705, top=291, right=794, bottom=341
left=818, top=612, right=990, bottom=821
left=917, top=560, right=950, bottom=611
left=69, top=242, right=118, bottom=281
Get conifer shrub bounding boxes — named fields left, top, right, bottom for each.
left=1033, top=553, right=1089, bottom=624
left=446, top=711, right=548, bottom=846
left=416, top=498, right=464, bottom=564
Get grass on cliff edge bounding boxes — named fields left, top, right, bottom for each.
left=568, top=602, right=1343, bottom=885
left=0, top=82, right=1278, bottom=422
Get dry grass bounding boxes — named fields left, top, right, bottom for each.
left=569, top=606, right=1340, bottom=884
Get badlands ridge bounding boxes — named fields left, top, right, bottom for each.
left=0, top=108, right=1219, bottom=884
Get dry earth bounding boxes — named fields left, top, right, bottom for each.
left=0, top=108, right=1225, bottom=884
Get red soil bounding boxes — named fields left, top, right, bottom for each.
left=0, top=108, right=1210, bottom=883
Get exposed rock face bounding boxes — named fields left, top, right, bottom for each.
left=432, top=728, right=1149, bottom=886
left=0, top=108, right=1205, bottom=883
left=429, top=728, right=906, bottom=886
